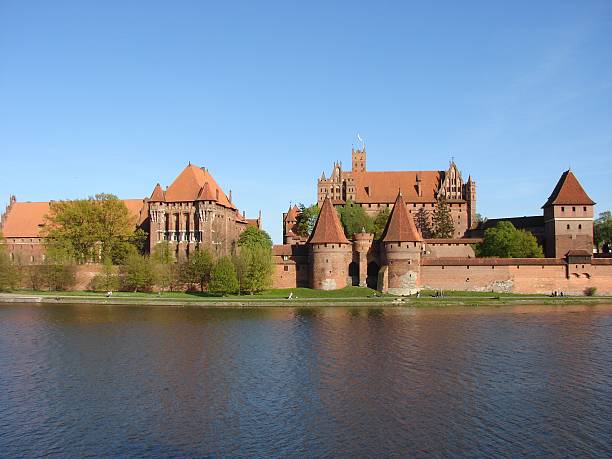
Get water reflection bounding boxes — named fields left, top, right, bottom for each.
left=0, top=303, right=611, bottom=457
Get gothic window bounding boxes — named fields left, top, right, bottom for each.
left=561, top=207, right=565, bottom=211
left=572, top=207, right=576, bottom=211
left=567, top=224, right=570, bottom=230
left=578, top=224, right=582, bottom=230
left=583, top=206, right=587, bottom=211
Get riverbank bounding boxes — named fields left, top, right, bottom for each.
left=1, top=288, right=611, bottom=308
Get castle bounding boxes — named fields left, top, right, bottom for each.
left=0, top=163, right=261, bottom=264
left=1, top=148, right=611, bottom=295
left=275, top=147, right=611, bottom=295
left=314, top=147, right=476, bottom=238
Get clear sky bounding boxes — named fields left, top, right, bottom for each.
left=1, top=1, right=611, bottom=243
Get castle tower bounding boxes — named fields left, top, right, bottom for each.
left=353, top=231, right=374, bottom=287
left=542, top=170, right=595, bottom=258
left=352, top=147, right=366, bottom=173
left=308, top=195, right=352, bottom=290
left=283, top=204, right=301, bottom=244
left=381, top=191, right=424, bottom=295
left=147, top=183, right=166, bottom=254
left=465, top=175, right=477, bottom=229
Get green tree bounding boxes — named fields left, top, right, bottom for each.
left=295, top=203, right=320, bottom=237
left=43, top=194, right=143, bottom=264
left=476, top=221, right=544, bottom=258
left=337, top=200, right=374, bottom=238
left=90, top=257, right=120, bottom=292
left=151, top=241, right=181, bottom=292
left=432, top=196, right=455, bottom=238
left=209, top=256, right=239, bottom=295
left=594, top=211, right=612, bottom=252
left=238, top=226, right=273, bottom=250
left=0, top=238, right=20, bottom=291
left=236, top=246, right=273, bottom=294
left=41, top=246, right=77, bottom=291
left=180, top=248, right=214, bottom=292
left=121, top=253, right=156, bottom=292
left=414, top=207, right=433, bottom=239
left=372, top=207, right=391, bottom=239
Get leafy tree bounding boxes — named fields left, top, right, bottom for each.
left=474, top=213, right=487, bottom=225
left=121, top=253, right=155, bottom=292
left=40, top=246, right=77, bottom=291
left=432, top=196, right=455, bottom=238
left=476, top=221, right=544, bottom=258
left=180, top=248, right=214, bottom=292
left=43, top=194, right=143, bottom=264
left=209, top=256, right=239, bottom=295
left=594, top=211, right=612, bottom=253
left=295, top=203, right=320, bottom=237
left=151, top=241, right=181, bottom=292
left=236, top=246, right=273, bottom=294
left=372, top=207, right=390, bottom=239
left=238, top=226, right=273, bottom=250
left=90, top=257, right=120, bottom=292
left=414, top=207, right=433, bottom=239
left=337, top=200, right=374, bottom=238
left=0, top=238, right=20, bottom=291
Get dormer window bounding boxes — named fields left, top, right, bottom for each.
left=365, top=186, right=370, bottom=196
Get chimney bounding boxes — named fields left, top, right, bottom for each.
left=416, top=173, right=422, bottom=197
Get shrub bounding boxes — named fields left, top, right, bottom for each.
left=120, top=253, right=156, bottom=292
left=209, top=257, right=239, bottom=295
left=584, top=286, right=597, bottom=297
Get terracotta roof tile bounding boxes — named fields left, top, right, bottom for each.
left=196, top=182, right=216, bottom=201
left=308, top=196, right=350, bottom=244
left=1, top=199, right=145, bottom=238
left=285, top=205, right=300, bottom=221
left=354, top=171, right=442, bottom=203
left=381, top=192, right=423, bottom=242
left=165, top=164, right=235, bottom=208
left=149, top=183, right=165, bottom=202
left=543, top=170, right=595, bottom=207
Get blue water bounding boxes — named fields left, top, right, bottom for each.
left=1, top=303, right=611, bottom=458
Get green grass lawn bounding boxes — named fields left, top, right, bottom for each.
left=10, top=286, right=386, bottom=301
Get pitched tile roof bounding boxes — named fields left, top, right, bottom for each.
left=307, top=196, right=350, bottom=244
left=149, top=183, right=165, bottom=202
left=196, top=182, right=216, bottom=201
left=381, top=192, right=423, bottom=242
left=543, top=170, right=595, bottom=207
left=285, top=205, right=300, bottom=221
left=354, top=170, right=443, bottom=203
left=164, top=164, right=235, bottom=208
left=1, top=199, right=146, bottom=238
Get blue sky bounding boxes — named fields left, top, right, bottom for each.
left=1, top=1, right=611, bottom=243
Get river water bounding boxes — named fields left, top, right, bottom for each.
left=0, top=303, right=611, bottom=458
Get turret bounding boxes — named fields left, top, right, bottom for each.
left=542, top=170, right=595, bottom=258
left=352, top=147, right=366, bottom=173
left=380, top=191, right=424, bottom=295
left=308, top=196, right=352, bottom=290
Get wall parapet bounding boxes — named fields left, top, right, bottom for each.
left=421, top=257, right=566, bottom=266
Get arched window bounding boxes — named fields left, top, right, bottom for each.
left=567, top=224, right=570, bottom=230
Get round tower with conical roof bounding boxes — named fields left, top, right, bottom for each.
left=308, top=196, right=352, bottom=290
left=381, top=191, right=424, bottom=295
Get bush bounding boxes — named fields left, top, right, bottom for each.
left=0, top=245, right=20, bottom=291
left=89, top=259, right=120, bottom=292
left=584, top=287, right=597, bottom=297
left=121, top=253, right=156, bottom=292
left=209, top=257, right=239, bottom=295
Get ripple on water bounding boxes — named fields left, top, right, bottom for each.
left=0, top=303, right=611, bottom=457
